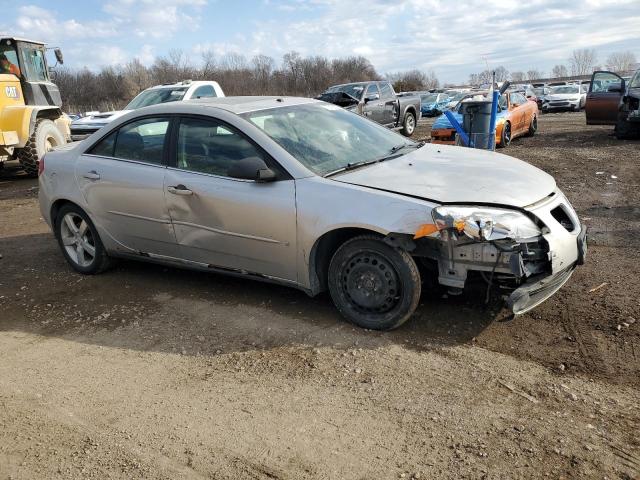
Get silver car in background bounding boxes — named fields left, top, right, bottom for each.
left=39, top=97, right=586, bottom=330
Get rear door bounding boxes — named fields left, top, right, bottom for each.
left=361, top=84, right=384, bottom=123
left=586, top=71, right=624, bottom=125
left=76, top=116, right=178, bottom=256
left=378, top=82, right=398, bottom=125
left=164, top=115, right=298, bottom=282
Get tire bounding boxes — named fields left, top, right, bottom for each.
left=526, top=114, right=537, bottom=137
left=614, top=112, right=640, bottom=140
left=54, top=204, right=112, bottom=274
left=400, top=111, right=416, bottom=137
left=328, top=235, right=421, bottom=330
left=17, top=118, right=65, bottom=177
left=497, top=121, right=511, bottom=148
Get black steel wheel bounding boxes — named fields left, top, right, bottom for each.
left=328, top=235, right=421, bottom=330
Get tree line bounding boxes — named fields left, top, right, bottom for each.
left=467, top=49, right=636, bottom=86
left=54, top=50, right=441, bottom=113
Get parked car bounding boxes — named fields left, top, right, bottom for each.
left=532, top=87, right=551, bottom=110
left=317, top=81, right=420, bottom=136
left=586, top=69, right=640, bottom=139
left=541, top=85, right=586, bottom=112
left=70, top=80, right=225, bottom=141
left=419, top=92, right=450, bottom=117
left=38, top=96, right=585, bottom=330
left=431, top=91, right=538, bottom=147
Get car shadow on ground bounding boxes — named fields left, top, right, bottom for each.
left=0, top=232, right=505, bottom=359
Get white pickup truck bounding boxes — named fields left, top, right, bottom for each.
left=70, top=80, right=225, bottom=141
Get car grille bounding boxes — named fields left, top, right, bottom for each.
left=549, top=101, right=569, bottom=107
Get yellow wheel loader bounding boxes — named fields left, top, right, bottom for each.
left=0, top=37, right=70, bottom=177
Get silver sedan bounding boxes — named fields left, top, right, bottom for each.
left=39, top=97, right=586, bottom=330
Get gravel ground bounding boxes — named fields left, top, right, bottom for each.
left=0, top=111, right=638, bottom=479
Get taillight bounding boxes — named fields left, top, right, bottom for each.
left=38, top=155, right=45, bottom=176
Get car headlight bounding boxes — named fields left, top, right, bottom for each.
left=424, top=206, right=541, bottom=241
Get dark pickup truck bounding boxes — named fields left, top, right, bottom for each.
left=317, top=81, right=421, bottom=136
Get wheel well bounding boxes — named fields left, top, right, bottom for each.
left=50, top=199, right=77, bottom=225
left=404, top=106, right=416, bottom=118
left=309, top=227, right=383, bottom=295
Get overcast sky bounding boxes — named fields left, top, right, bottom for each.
left=2, top=0, right=639, bottom=84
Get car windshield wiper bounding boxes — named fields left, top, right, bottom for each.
left=324, top=142, right=424, bottom=178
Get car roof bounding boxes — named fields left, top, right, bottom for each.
left=0, top=36, right=45, bottom=45
left=175, top=96, right=320, bottom=114
left=146, top=81, right=218, bottom=90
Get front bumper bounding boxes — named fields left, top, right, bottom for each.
left=507, top=223, right=586, bottom=314
left=543, top=100, right=580, bottom=110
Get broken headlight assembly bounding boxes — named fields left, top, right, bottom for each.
left=416, top=206, right=541, bottom=242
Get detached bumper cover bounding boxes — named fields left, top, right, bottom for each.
left=507, top=226, right=587, bottom=314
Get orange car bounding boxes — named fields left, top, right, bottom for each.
left=430, top=92, right=539, bottom=147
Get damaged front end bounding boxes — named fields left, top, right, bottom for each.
left=400, top=196, right=586, bottom=315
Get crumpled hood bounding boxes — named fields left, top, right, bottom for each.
left=71, top=110, right=130, bottom=128
left=332, top=143, right=556, bottom=208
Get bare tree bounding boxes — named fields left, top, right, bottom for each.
left=56, top=51, right=381, bottom=112
left=526, top=69, right=543, bottom=81
left=605, top=51, right=637, bottom=72
left=511, top=71, right=525, bottom=82
left=569, top=49, right=597, bottom=76
left=551, top=64, right=568, bottom=78
left=468, top=66, right=508, bottom=86
left=388, top=69, right=439, bottom=92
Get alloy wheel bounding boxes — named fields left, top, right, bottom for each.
left=60, top=212, right=96, bottom=268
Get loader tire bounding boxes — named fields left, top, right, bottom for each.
left=17, top=119, right=65, bottom=177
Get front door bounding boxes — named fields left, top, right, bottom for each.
left=164, top=116, right=298, bottom=282
left=586, top=71, right=624, bottom=125
left=76, top=116, right=177, bottom=256
left=378, top=82, right=398, bottom=125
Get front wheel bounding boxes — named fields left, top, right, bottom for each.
left=526, top=114, right=537, bottom=137
left=400, top=111, right=416, bottom=137
left=328, top=235, right=421, bottom=330
left=55, top=204, right=112, bottom=274
left=497, top=121, right=512, bottom=148
left=17, top=118, right=65, bottom=177
left=614, top=113, right=640, bottom=139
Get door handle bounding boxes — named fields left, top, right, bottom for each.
left=83, top=170, right=100, bottom=180
left=167, top=184, right=193, bottom=196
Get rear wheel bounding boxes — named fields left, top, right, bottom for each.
left=17, top=119, right=65, bottom=177
left=328, top=235, right=421, bottom=330
left=55, top=204, right=112, bottom=274
left=400, top=111, right=416, bottom=137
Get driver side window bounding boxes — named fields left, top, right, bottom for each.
left=176, top=117, right=272, bottom=178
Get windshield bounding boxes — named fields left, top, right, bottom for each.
left=125, top=87, right=189, bottom=109
left=552, top=86, right=579, bottom=94
left=449, top=92, right=466, bottom=102
left=533, top=87, right=546, bottom=95
left=242, top=103, right=415, bottom=176
left=630, top=72, right=640, bottom=88
left=323, top=84, right=365, bottom=100
left=420, top=94, right=438, bottom=103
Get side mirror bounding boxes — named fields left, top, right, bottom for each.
left=364, top=93, right=379, bottom=103
left=54, top=48, right=64, bottom=65
left=228, top=157, right=276, bottom=182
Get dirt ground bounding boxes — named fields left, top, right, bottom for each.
left=0, top=111, right=638, bottom=479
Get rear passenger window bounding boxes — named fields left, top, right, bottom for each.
left=113, top=118, right=169, bottom=164
left=177, top=117, right=269, bottom=177
left=88, top=131, right=116, bottom=157
left=379, top=82, right=394, bottom=98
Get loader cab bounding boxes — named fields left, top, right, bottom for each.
left=0, top=37, right=63, bottom=108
